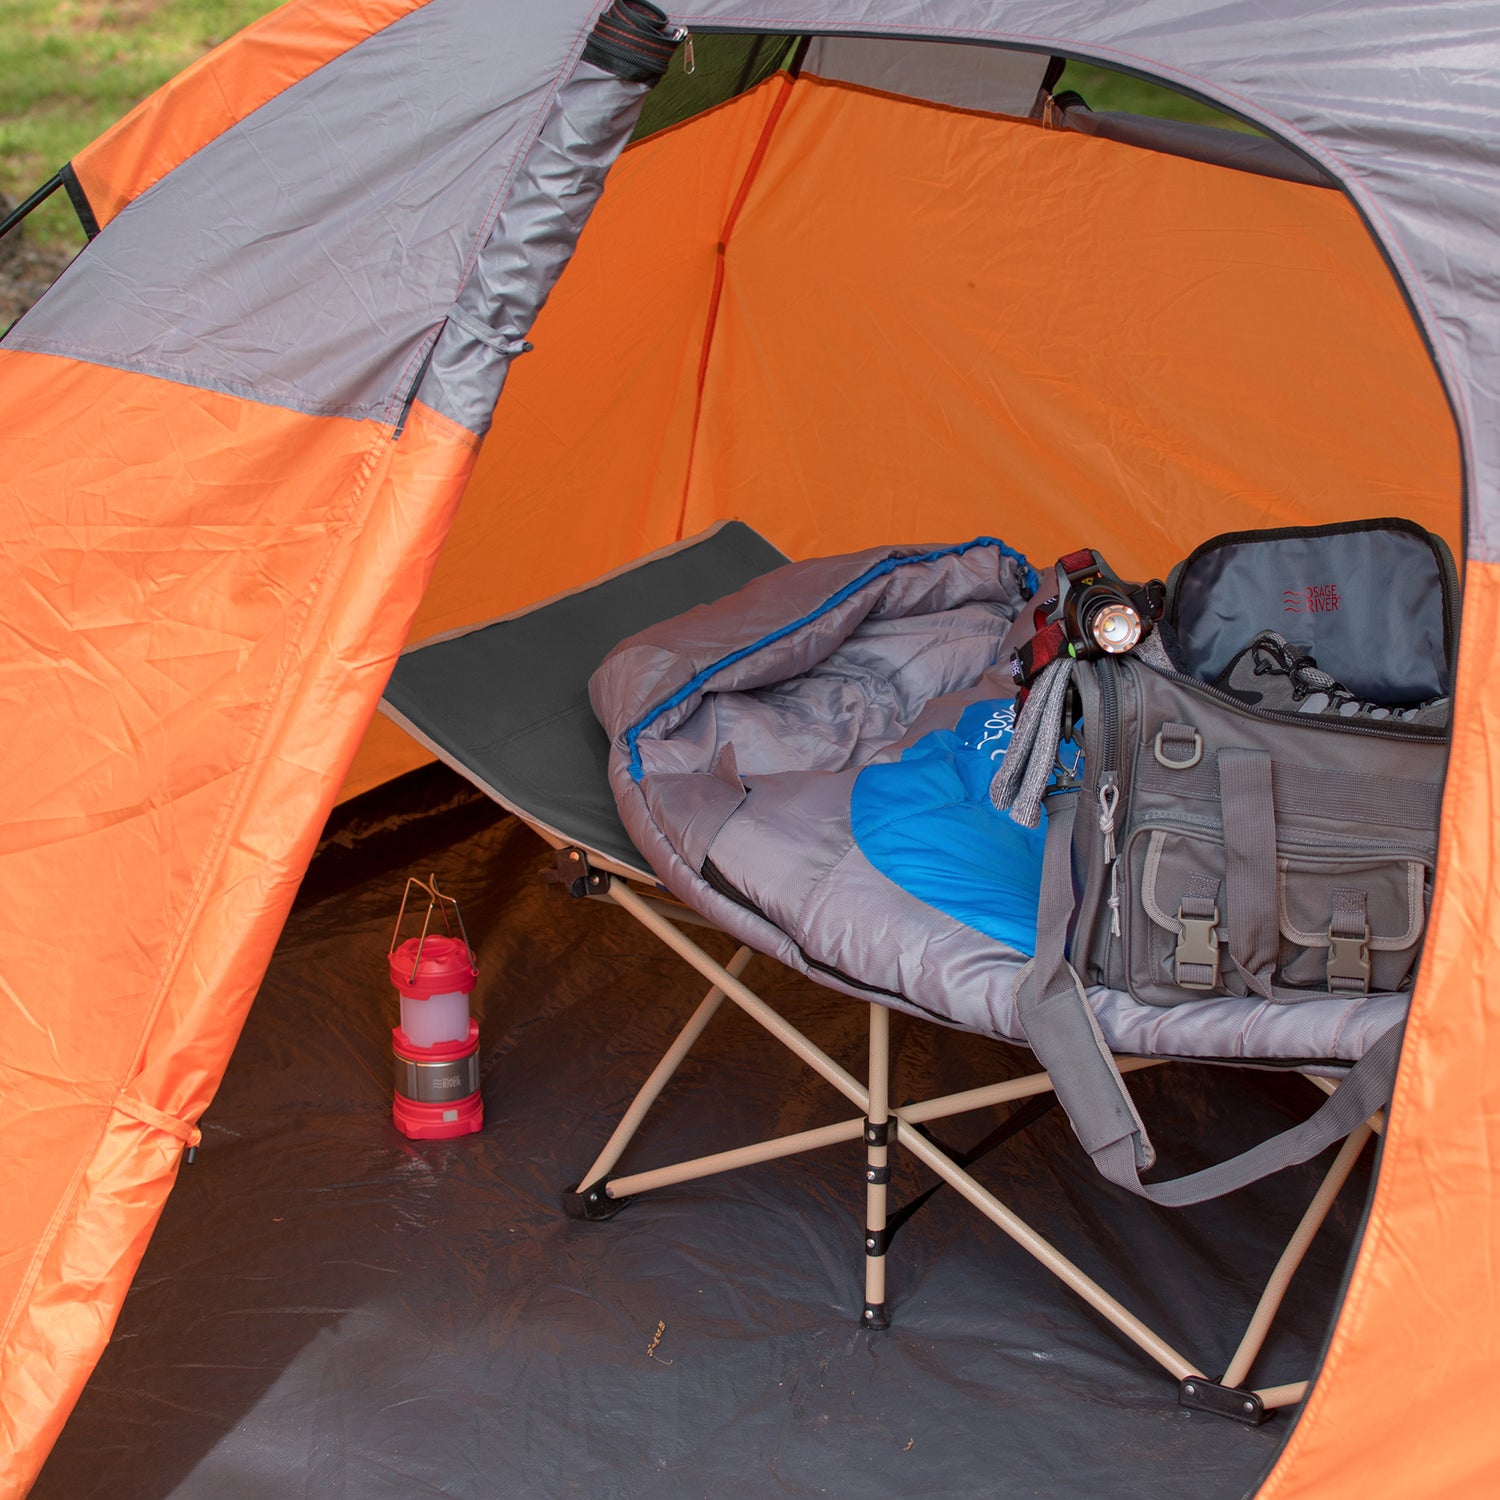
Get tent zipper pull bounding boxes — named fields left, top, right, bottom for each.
left=674, top=27, right=695, bottom=74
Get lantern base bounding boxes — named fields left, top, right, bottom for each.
left=392, top=1021, right=483, bottom=1140
left=393, top=1090, right=484, bottom=1140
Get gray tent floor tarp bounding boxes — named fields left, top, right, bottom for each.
left=34, top=767, right=1375, bottom=1499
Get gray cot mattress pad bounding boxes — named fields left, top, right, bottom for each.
left=589, top=538, right=1405, bottom=1068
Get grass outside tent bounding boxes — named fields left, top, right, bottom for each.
left=2, top=6, right=1257, bottom=260
left=0, top=0, right=272, bottom=253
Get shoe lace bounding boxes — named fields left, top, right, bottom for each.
left=1249, top=633, right=1360, bottom=709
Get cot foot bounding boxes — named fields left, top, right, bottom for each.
left=562, top=1178, right=633, bottom=1221
left=1178, top=1377, right=1267, bottom=1425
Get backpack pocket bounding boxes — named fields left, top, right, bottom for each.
left=1125, top=820, right=1432, bottom=1006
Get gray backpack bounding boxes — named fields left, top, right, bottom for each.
left=993, top=520, right=1457, bottom=1205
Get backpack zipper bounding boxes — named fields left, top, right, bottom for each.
left=1095, top=656, right=1123, bottom=937
left=1148, top=660, right=1448, bottom=742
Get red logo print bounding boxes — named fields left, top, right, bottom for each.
left=1283, top=583, right=1341, bottom=615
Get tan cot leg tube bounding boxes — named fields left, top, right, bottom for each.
left=574, top=944, right=755, bottom=1193
left=892, top=1117, right=1197, bottom=1381
left=605, top=878, right=871, bottom=1114
left=608, top=1116, right=867, bottom=1198
left=863, top=1003, right=892, bottom=1329
left=897, top=1056, right=1164, bottom=1129
left=1223, top=1122, right=1374, bottom=1391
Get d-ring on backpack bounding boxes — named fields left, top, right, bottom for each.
left=994, top=519, right=1457, bottom=1206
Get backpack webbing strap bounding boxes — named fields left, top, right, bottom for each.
left=1014, top=793, right=1156, bottom=1172
left=1015, top=793, right=1402, bottom=1207
left=1219, top=746, right=1280, bottom=1000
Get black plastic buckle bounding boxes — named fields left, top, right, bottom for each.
left=1178, top=1377, right=1268, bottom=1425
left=556, top=847, right=609, bottom=898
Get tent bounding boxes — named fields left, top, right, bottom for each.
left=0, top=1, right=1495, bottom=1494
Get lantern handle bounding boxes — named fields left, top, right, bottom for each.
left=390, top=874, right=476, bottom=981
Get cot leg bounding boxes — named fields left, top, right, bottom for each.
left=563, top=945, right=755, bottom=1219
left=862, top=1002, right=893, bottom=1330
left=1222, top=1121, right=1375, bottom=1391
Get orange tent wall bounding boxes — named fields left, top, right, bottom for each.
left=0, top=359, right=478, bottom=1490
left=343, top=75, right=1459, bottom=798
left=1260, top=561, right=1500, bottom=1496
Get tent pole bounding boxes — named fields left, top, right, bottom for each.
left=0, top=172, right=62, bottom=242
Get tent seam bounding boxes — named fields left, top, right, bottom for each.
left=382, top=12, right=600, bottom=427
left=2, top=341, right=385, bottom=423
left=674, top=71, right=795, bottom=540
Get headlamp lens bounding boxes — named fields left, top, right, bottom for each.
left=1090, top=601, right=1143, bottom=653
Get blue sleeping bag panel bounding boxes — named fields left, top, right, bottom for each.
left=851, top=699, right=1081, bottom=958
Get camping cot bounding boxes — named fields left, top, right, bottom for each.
left=1, top=3, right=1497, bottom=1496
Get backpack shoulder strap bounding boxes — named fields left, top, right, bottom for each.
left=1014, top=792, right=1400, bottom=1207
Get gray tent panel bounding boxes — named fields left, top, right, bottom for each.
left=802, top=36, right=1050, bottom=113
left=422, top=60, right=657, bottom=436
left=8, top=0, right=586, bottom=422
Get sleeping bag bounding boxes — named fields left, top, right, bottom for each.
left=589, top=538, right=1406, bottom=1066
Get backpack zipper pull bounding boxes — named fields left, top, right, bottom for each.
left=1097, top=773, right=1119, bottom=864
left=1098, top=773, right=1122, bottom=937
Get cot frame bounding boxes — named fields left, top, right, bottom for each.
left=379, top=521, right=1383, bottom=1426
left=549, top=840, right=1379, bottom=1426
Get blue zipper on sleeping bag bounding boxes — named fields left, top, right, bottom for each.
left=624, top=537, right=1038, bottom=780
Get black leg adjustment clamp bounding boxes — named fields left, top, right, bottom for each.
left=562, top=1177, right=633, bottom=1222
left=863, top=1225, right=892, bottom=1257
left=556, top=847, right=610, bottom=898
left=864, top=1119, right=892, bottom=1147
left=861, top=1300, right=891, bottom=1330
left=864, top=1164, right=891, bottom=1185
left=1178, top=1377, right=1269, bottom=1425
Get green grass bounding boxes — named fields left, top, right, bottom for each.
left=1054, top=60, right=1262, bottom=135
left=0, top=0, right=274, bottom=251
left=0, top=11, right=1257, bottom=256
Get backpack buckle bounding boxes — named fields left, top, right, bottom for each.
left=1326, top=927, right=1372, bottom=993
left=1174, top=908, right=1221, bottom=991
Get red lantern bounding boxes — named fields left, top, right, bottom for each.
left=387, top=876, right=482, bottom=1140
